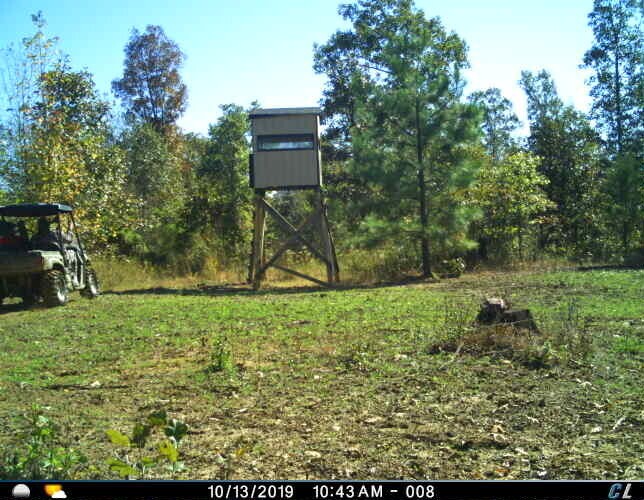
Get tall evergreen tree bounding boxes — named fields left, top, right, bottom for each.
left=602, top=153, right=643, bottom=253
left=315, top=0, right=481, bottom=276
left=468, top=88, right=521, bottom=162
left=519, top=70, right=564, bottom=124
left=582, top=0, right=643, bottom=155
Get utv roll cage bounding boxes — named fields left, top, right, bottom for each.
left=0, top=203, right=88, bottom=266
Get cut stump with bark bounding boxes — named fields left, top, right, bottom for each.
left=476, top=297, right=539, bottom=333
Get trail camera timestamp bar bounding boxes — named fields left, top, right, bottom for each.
left=2, top=480, right=642, bottom=500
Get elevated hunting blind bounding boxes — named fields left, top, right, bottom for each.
left=249, top=107, right=322, bottom=189
left=248, top=107, right=338, bottom=289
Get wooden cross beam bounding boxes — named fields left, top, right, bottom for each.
left=259, top=198, right=330, bottom=266
left=249, top=191, right=339, bottom=289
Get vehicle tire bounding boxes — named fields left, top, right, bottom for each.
left=81, top=269, right=100, bottom=299
left=42, top=270, right=69, bottom=307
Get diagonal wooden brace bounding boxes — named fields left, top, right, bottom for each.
left=250, top=190, right=339, bottom=289
left=256, top=207, right=328, bottom=280
left=259, top=198, right=331, bottom=266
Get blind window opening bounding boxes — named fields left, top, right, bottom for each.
left=258, top=134, right=314, bottom=151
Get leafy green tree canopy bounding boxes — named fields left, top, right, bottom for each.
left=197, top=103, right=253, bottom=257
left=469, top=152, right=553, bottom=259
left=315, top=0, right=481, bottom=275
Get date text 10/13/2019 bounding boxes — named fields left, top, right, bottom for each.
left=207, top=483, right=436, bottom=499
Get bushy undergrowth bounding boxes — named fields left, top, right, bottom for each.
left=339, top=247, right=422, bottom=283
left=92, top=256, right=245, bottom=291
left=91, top=247, right=634, bottom=295
left=0, top=405, right=86, bottom=479
left=105, top=410, right=188, bottom=479
left=428, top=297, right=593, bottom=369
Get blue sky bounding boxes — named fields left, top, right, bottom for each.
left=0, top=0, right=594, bottom=135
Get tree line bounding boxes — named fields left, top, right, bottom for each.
left=0, top=0, right=642, bottom=278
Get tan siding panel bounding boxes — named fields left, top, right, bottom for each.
left=254, top=150, right=319, bottom=188
left=253, top=115, right=317, bottom=136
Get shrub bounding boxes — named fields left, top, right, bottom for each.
left=208, top=334, right=235, bottom=375
left=0, top=405, right=86, bottom=479
left=105, top=410, right=188, bottom=479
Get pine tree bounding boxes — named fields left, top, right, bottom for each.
left=468, top=88, right=521, bottom=162
left=315, top=0, right=481, bottom=276
left=582, top=0, right=643, bottom=156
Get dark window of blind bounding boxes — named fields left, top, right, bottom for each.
left=257, top=134, right=314, bottom=151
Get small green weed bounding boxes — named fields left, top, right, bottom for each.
left=0, top=405, right=86, bottom=479
left=105, top=410, right=188, bottom=479
left=551, top=298, right=593, bottom=361
left=427, top=296, right=475, bottom=352
left=209, top=334, right=235, bottom=374
left=338, top=340, right=374, bottom=372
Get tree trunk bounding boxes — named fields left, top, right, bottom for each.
left=415, top=99, right=431, bottom=277
left=612, top=16, right=623, bottom=155
left=615, top=50, right=623, bottom=154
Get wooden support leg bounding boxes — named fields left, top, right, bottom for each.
left=251, top=192, right=266, bottom=290
left=326, top=211, right=340, bottom=283
left=247, top=222, right=256, bottom=285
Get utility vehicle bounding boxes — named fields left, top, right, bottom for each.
left=0, top=203, right=99, bottom=307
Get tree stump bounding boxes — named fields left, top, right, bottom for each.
left=476, top=298, right=508, bottom=324
left=475, top=297, right=539, bottom=333
left=501, top=309, right=539, bottom=332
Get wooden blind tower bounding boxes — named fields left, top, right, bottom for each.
left=248, top=107, right=339, bottom=289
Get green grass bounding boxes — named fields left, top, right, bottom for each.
left=0, top=268, right=642, bottom=479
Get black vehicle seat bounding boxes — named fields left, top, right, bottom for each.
left=30, top=232, right=61, bottom=251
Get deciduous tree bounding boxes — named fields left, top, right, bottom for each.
left=118, top=122, right=188, bottom=261
left=11, top=64, right=134, bottom=248
left=520, top=70, right=604, bottom=255
left=112, top=25, right=187, bottom=132
left=468, top=152, right=553, bottom=260
left=192, top=104, right=253, bottom=262
left=0, top=12, right=62, bottom=192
